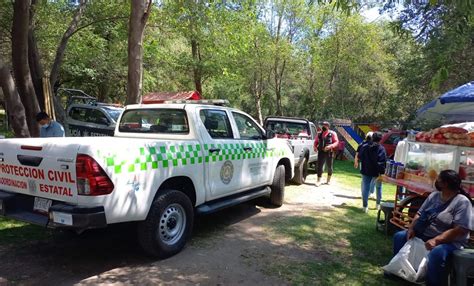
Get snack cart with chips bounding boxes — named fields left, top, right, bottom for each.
left=382, top=126, right=474, bottom=230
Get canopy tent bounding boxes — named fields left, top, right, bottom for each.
left=142, top=91, right=201, bottom=104
left=416, top=81, right=474, bottom=123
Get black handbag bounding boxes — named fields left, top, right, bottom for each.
left=413, top=195, right=456, bottom=238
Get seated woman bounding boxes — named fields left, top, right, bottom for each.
left=392, top=170, right=473, bottom=286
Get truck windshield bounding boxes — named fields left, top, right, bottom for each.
left=119, top=109, right=189, bottom=134
left=103, top=107, right=123, bottom=122
left=266, top=121, right=309, bottom=138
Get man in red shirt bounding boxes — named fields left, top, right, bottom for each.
left=314, top=121, right=339, bottom=186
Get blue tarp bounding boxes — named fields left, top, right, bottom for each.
left=439, top=81, right=474, bottom=104
left=416, top=81, right=474, bottom=123
left=417, top=99, right=437, bottom=115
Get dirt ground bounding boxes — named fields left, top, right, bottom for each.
left=0, top=173, right=357, bottom=286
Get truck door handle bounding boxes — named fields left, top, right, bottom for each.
left=266, top=147, right=275, bottom=151
left=209, top=148, right=221, bottom=154
left=243, top=147, right=252, bottom=152
left=17, top=155, right=43, bottom=167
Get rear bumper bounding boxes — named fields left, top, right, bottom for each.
left=0, top=190, right=107, bottom=230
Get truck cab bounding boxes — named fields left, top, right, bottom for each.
left=263, top=116, right=317, bottom=185
left=65, top=103, right=123, bottom=136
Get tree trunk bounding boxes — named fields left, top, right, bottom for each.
left=273, top=12, right=283, bottom=116
left=255, top=83, right=263, bottom=125
left=191, top=39, right=203, bottom=96
left=328, top=27, right=340, bottom=97
left=12, top=0, right=40, bottom=137
left=0, top=63, right=30, bottom=138
left=251, top=72, right=263, bottom=125
left=126, top=0, right=152, bottom=105
left=28, top=33, right=44, bottom=110
left=28, top=0, right=44, bottom=110
left=49, top=0, right=87, bottom=91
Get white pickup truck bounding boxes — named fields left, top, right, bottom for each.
left=264, top=116, right=318, bottom=185
left=0, top=100, right=294, bottom=258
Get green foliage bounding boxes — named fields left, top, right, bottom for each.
left=385, top=0, right=474, bottom=123
left=1, top=0, right=470, bottom=125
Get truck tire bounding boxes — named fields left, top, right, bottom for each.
left=270, top=165, right=285, bottom=207
left=292, top=157, right=308, bottom=185
left=138, top=189, right=194, bottom=258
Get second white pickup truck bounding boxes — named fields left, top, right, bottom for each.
left=0, top=100, right=294, bottom=258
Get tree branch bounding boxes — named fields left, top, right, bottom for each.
left=69, top=15, right=129, bottom=38
left=143, top=0, right=153, bottom=24
left=50, top=0, right=88, bottom=88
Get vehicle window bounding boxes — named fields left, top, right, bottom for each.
left=266, top=121, right=309, bottom=138
left=103, top=107, right=123, bottom=122
left=86, top=109, right=109, bottom=125
left=385, top=134, right=402, bottom=145
left=232, top=112, right=263, bottom=140
left=199, top=109, right=233, bottom=139
left=310, top=125, right=317, bottom=139
left=68, top=107, right=87, bottom=122
left=119, top=109, right=189, bottom=134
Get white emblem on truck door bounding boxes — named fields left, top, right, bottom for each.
left=220, top=160, right=234, bottom=184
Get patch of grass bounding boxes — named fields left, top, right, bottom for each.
left=264, top=160, right=404, bottom=285
left=0, top=218, right=50, bottom=244
left=266, top=204, right=398, bottom=285
left=334, top=160, right=397, bottom=203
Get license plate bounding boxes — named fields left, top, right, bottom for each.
left=33, top=197, right=52, bottom=214
left=52, top=212, right=73, bottom=226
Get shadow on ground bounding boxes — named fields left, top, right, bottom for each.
left=0, top=202, right=284, bottom=285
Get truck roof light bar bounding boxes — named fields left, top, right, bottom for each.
left=163, top=99, right=230, bottom=106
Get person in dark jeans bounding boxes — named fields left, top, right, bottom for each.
left=390, top=170, right=473, bottom=286
left=313, top=121, right=339, bottom=186
left=359, top=131, right=386, bottom=212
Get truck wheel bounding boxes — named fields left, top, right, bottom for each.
left=138, top=189, right=194, bottom=258
left=292, top=157, right=308, bottom=185
left=270, top=165, right=285, bottom=207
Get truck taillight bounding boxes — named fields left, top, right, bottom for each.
left=76, top=154, right=114, bottom=196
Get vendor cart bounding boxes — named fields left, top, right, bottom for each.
left=382, top=141, right=474, bottom=230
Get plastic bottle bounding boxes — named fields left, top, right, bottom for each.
left=385, top=161, right=391, bottom=176
left=391, top=162, right=400, bottom=178
left=396, top=164, right=405, bottom=179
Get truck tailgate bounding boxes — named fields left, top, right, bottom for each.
left=0, top=137, right=81, bottom=204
